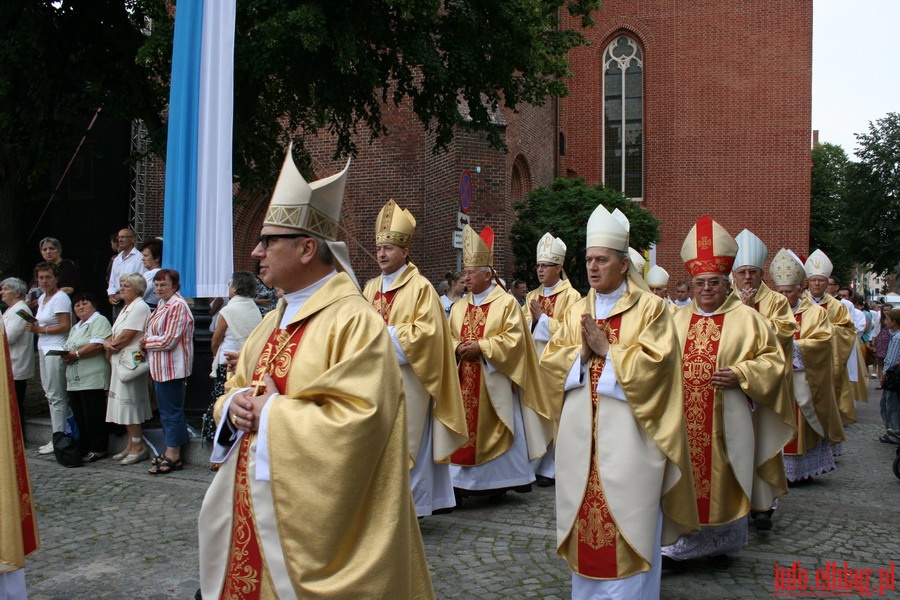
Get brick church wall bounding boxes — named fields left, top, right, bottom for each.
left=559, top=0, right=812, bottom=282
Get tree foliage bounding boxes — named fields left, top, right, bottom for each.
left=0, top=1, right=167, bottom=274
left=810, top=142, right=853, bottom=281
left=810, top=114, right=900, bottom=283
left=0, top=0, right=601, bottom=273
left=510, top=177, right=660, bottom=293
left=847, top=113, right=900, bottom=275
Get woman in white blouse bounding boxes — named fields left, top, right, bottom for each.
left=1, top=277, right=36, bottom=436
left=24, top=262, right=72, bottom=454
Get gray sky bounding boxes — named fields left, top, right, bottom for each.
left=813, top=0, right=900, bottom=158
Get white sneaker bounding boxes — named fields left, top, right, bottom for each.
left=38, top=441, right=55, bottom=455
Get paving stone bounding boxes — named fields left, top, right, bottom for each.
left=18, top=380, right=897, bottom=598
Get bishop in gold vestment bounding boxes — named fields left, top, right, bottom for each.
left=524, top=232, right=582, bottom=485
left=542, top=205, right=697, bottom=599
left=664, top=217, right=793, bottom=563
left=1, top=318, right=39, bottom=599
left=198, top=148, right=434, bottom=599
left=804, top=250, right=863, bottom=432
left=200, top=273, right=434, bottom=599
left=449, top=226, right=554, bottom=497
left=770, top=249, right=840, bottom=482
left=362, top=200, right=467, bottom=516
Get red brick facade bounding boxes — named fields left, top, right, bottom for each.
left=559, top=0, right=813, bottom=281
left=145, top=2, right=812, bottom=290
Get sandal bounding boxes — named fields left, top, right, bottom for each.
left=148, top=456, right=184, bottom=475
left=82, top=452, right=107, bottom=463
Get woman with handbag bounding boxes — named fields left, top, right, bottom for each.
left=103, top=273, right=152, bottom=464
left=63, top=293, right=112, bottom=462
left=142, top=269, right=194, bottom=475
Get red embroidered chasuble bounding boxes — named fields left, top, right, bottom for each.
left=538, top=294, right=558, bottom=317
left=784, top=313, right=803, bottom=455
left=219, top=321, right=308, bottom=600
left=6, top=348, right=38, bottom=557
left=451, top=302, right=490, bottom=465
left=573, top=316, right=623, bottom=578
left=681, top=313, right=724, bottom=525
left=371, top=289, right=398, bottom=323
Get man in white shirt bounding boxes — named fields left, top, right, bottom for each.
left=107, top=228, right=146, bottom=318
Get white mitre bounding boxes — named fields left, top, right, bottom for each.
left=646, top=265, right=669, bottom=286
left=586, top=205, right=629, bottom=251
left=770, top=248, right=806, bottom=286
left=733, top=229, right=768, bottom=270
left=536, top=233, right=566, bottom=265
left=804, top=249, right=833, bottom=278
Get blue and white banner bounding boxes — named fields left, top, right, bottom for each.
left=163, top=0, right=236, bottom=299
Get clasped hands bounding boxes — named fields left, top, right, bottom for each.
left=739, top=286, right=757, bottom=306
left=580, top=313, right=609, bottom=364
left=228, top=373, right=280, bottom=433
left=456, top=340, right=483, bottom=362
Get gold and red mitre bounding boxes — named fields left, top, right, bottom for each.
left=770, top=248, right=806, bottom=287
left=462, top=225, right=494, bottom=267
left=680, top=216, right=738, bottom=277
left=375, top=199, right=416, bottom=248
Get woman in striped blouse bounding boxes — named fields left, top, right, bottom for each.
left=142, top=269, right=195, bottom=474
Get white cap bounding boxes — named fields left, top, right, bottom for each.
left=804, top=249, right=833, bottom=278
left=646, top=265, right=669, bottom=286
left=733, top=229, right=768, bottom=270
left=586, top=205, right=629, bottom=251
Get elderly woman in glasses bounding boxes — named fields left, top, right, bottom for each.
left=104, top=273, right=152, bottom=464
left=142, top=269, right=195, bottom=475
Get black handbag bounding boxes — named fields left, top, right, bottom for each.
left=884, top=364, right=900, bottom=393
left=52, top=431, right=83, bottom=468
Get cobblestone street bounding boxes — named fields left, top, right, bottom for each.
left=21, top=379, right=898, bottom=599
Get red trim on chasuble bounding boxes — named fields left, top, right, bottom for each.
left=451, top=303, right=490, bottom=465
left=221, top=321, right=309, bottom=599
left=681, top=313, right=724, bottom=525
left=575, top=316, right=622, bottom=578
left=371, top=289, right=398, bottom=323
left=6, top=348, right=37, bottom=556
left=784, top=312, right=803, bottom=455
left=538, top=294, right=558, bottom=318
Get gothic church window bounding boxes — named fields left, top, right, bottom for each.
left=603, top=35, right=643, bottom=200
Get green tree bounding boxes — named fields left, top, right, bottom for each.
left=0, top=0, right=601, bottom=274
left=510, top=177, right=660, bottom=293
left=0, top=0, right=167, bottom=275
left=809, top=142, right=853, bottom=281
left=846, top=112, right=900, bottom=275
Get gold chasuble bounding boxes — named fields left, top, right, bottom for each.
left=673, top=294, right=794, bottom=524
left=199, top=273, right=434, bottom=600
left=784, top=296, right=840, bottom=455
left=362, top=262, right=467, bottom=464
left=448, top=286, right=553, bottom=466
left=807, top=293, right=859, bottom=425
left=523, top=279, right=583, bottom=343
left=0, top=319, right=39, bottom=574
left=750, top=283, right=798, bottom=379
left=541, top=286, right=698, bottom=579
